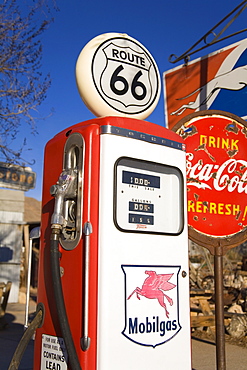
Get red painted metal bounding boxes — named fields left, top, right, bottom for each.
left=34, top=116, right=181, bottom=369
left=173, top=110, right=247, bottom=252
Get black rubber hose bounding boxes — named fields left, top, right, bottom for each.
left=50, top=230, right=81, bottom=370
left=8, top=308, right=43, bottom=370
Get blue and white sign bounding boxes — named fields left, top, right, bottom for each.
left=164, top=38, right=247, bottom=128
left=122, top=265, right=181, bottom=347
left=209, top=39, right=247, bottom=118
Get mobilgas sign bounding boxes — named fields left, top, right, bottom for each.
left=173, top=110, right=247, bottom=250
left=122, top=265, right=181, bottom=347
left=0, top=162, right=36, bottom=191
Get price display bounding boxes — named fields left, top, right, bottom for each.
left=115, top=158, right=183, bottom=234
left=129, top=214, right=154, bottom=225
left=123, top=171, right=160, bottom=188
left=129, top=202, right=154, bottom=213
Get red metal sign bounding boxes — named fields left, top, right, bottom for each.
left=173, top=110, right=247, bottom=252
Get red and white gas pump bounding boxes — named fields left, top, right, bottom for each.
left=33, top=34, right=191, bottom=370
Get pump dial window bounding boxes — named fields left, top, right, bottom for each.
left=114, top=157, right=184, bottom=234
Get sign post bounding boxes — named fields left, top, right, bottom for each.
left=173, top=110, right=247, bottom=370
left=214, top=253, right=225, bottom=370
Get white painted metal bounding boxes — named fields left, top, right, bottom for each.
left=97, top=132, right=191, bottom=370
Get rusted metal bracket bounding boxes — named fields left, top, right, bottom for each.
left=169, top=0, right=247, bottom=64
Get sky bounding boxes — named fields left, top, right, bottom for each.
left=11, top=0, right=247, bottom=200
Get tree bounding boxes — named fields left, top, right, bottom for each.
left=0, top=0, right=57, bottom=164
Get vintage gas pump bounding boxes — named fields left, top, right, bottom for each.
left=33, top=33, right=191, bottom=370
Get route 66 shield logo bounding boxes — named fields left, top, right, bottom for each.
left=122, top=265, right=181, bottom=347
left=76, top=33, right=161, bottom=119
left=99, top=43, right=152, bottom=111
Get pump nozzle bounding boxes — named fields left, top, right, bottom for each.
left=50, top=169, right=78, bottom=227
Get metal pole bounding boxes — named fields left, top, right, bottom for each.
left=24, top=239, right=33, bottom=330
left=214, top=254, right=226, bottom=370
left=24, top=227, right=40, bottom=330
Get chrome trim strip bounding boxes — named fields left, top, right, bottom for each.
left=100, top=125, right=184, bottom=151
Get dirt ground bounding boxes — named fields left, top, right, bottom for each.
left=192, top=328, right=247, bottom=348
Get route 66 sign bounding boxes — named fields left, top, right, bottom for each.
left=76, top=33, right=161, bottom=119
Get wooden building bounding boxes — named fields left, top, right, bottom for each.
left=0, top=189, right=41, bottom=302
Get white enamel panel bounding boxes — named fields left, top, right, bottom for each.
left=97, top=132, right=191, bottom=370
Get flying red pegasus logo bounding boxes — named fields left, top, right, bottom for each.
left=127, top=270, right=176, bottom=318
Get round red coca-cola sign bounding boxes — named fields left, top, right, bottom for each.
left=173, top=110, right=247, bottom=251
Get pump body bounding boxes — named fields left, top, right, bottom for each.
left=34, top=116, right=191, bottom=370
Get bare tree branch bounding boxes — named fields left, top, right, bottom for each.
left=0, top=0, right=58, bottom=164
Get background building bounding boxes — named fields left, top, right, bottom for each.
left=0, top=189, right=41, bottom=302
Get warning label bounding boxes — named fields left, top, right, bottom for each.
left=41, top=334, right=68, bottom=370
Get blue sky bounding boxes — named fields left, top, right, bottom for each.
left=14, top=0, right=247, bottom=200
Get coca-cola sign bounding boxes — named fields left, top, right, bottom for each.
left=173, top=110, right=247, bottom=251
